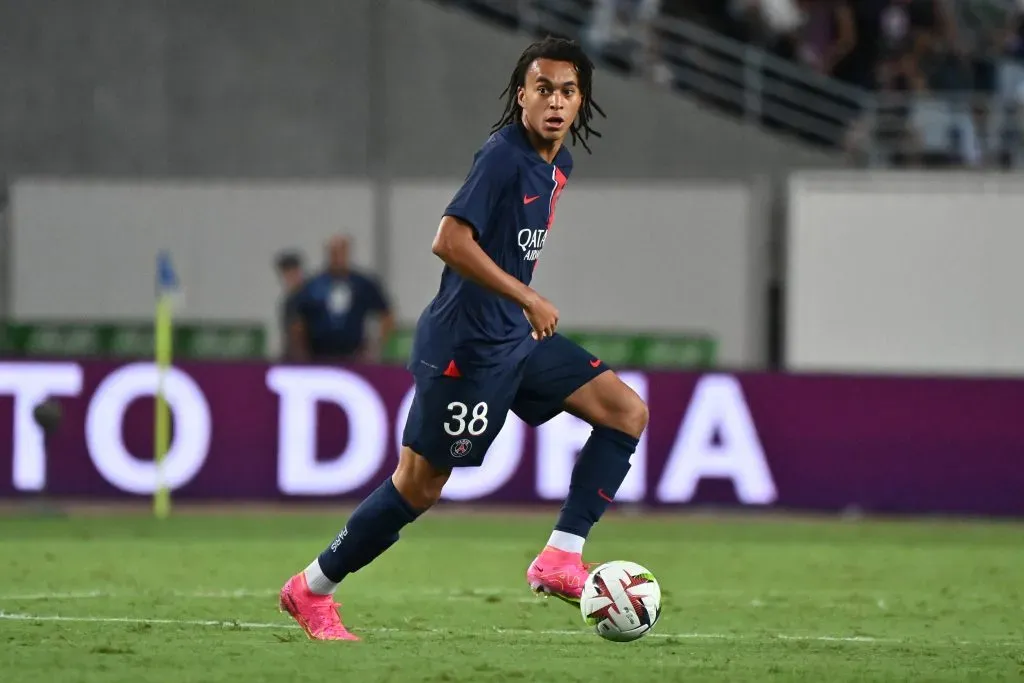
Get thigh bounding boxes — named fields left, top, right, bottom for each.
left=561, top=368, right=647, bottom=438
left=401, top=370, right=519, bottom=469
left=512, top=334, right=607, bottom=427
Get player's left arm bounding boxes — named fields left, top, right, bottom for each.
left=365, top=276, right=395, bottom=355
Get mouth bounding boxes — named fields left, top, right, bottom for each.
left=543, top=116, right=566, bottom=131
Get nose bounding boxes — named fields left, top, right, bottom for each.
left=549, top=92, right=564, bottom=110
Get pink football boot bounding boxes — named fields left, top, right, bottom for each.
left=279, top=572, right=360, bottom=641
left=526, top=546, right=595, bottom=605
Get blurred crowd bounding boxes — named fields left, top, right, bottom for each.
left=273, top=236, right=394, bottom=364
left=581, top=0, right=1024, bottom=167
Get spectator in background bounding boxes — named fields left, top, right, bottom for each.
left=287, top=235, right=395, bottom=364
left=832, top=0, right=932, bottom=90
left=839, top=0, right=982, bottom=167
left=274, top=250, right=306, bottom=361
left=989, top=0, right=1024, bottom=164
left=998, top=1, right=1024, bottom=98
left=585, top=0, right=672, bottom=84
left=727, top=0, right=804, bottom=48
left=791, top=0, right=858, bottom=78
left=726, top=0, right=859, bottom=76
left=896, top=0, right=979, bottom=166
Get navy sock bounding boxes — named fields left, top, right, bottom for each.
left=554, top=426, right=638, bottom=539
left=317, top=477, right=422, bottom=583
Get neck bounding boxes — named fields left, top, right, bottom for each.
left=520, top=116, right=561, bottom=164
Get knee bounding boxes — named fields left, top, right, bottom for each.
left=619, top=396, right=649, bottom=440
left=588, top=378, right=649, bottom=439
left=392, top=448, right=450, bottom=510
left=604, top=391, right=648, bottom=439
left=392, top=468, right=444, bottom=510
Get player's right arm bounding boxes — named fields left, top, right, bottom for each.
left=432, top=216, right=558, bottom=339
left=284, top=286, right=311, bottom=361
left=437, top=141, right=559, bottom=339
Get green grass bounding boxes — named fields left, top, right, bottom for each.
left=1, top=509, right=1022, bottom=682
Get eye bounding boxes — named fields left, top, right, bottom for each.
left=538, top=86, right=550, bottom=95
left=564, top=88, right=577, bottom=97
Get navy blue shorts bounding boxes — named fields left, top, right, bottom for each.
left=401, top=334, right=608, bottom=468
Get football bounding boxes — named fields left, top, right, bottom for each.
left=580, top=560, right=662, bottom=642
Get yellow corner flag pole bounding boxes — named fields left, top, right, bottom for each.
left=154, top=251, right=179, bottom=520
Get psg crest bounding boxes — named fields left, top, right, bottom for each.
left=450, top=438, right=473, bottom=458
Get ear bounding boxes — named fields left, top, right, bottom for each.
left=516, top=86, right=526, bottom=108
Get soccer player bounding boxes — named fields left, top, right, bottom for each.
left=279, top=37, right=649, bottom=641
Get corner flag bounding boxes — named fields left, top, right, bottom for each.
left=153, top=250, right=180, bottom=519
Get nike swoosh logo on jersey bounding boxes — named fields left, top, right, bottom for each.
left=523, top=195, right=540, bottom=204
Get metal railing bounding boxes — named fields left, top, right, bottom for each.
left=451, top=0, right=1023, bottom=167
left=453, top=0, right=869, bottom=150
left=655, top=11, right=869, bottom=148
left=859, top=90, right=1023, bottom=168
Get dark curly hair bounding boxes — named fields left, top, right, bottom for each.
left=491, top=36, right=605, bottom=153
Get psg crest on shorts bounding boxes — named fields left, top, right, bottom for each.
left=450, top=438, right=473, bottom=458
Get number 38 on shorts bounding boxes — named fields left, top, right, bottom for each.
left=402, top=335, right=608, bottom=469
left=444, top=401, right=490, bottom=437
left=402, top=375, right=516, bottom=469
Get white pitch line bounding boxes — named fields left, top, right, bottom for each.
left=175, top=589, right=278, bottom=599
left=2, top=611, right=1009, bottom=647
left=0, top=589, right=280, bottom=601
left=0, top=588, right=847, bottom=602
left=0, top=590, right=989, bottom=614
left=0, top=612, right=294, bottom=630
left=0, top=588, right=521, bottom=601
left=0, top=591, right=109, bottom=601
left=0, top=588, right=553, bottom=604
left=775, top=634, right=881, bottom=643
left=0, top=611, right=880, bottom=642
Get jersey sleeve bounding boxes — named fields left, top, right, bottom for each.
left=443, top=141, right=515, bottom=239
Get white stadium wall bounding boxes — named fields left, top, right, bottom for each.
left=10, top=179, right=769, bottom=366
left=786, top=172, right=1024, bottom=376
left=10, top=179, right=376, bottom=357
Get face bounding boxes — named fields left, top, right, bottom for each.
left=326, top=236, right=350, bottom=274
left=517, top=58, right=583, bottom=146
left=279, top=265, right=303, bottom=292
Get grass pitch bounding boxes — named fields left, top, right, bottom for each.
left=1, top=508, right=1022, bottom=682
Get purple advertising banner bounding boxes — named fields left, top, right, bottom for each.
left=1, top=360, right=1022, bottom=516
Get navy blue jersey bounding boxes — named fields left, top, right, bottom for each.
left=293, top=270, right=390, bottom=357
left=410, top=123, right=572, bottom=377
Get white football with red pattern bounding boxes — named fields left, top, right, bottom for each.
left=580, top=560, right=662, bottom=642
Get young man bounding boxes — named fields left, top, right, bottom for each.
left=274, top=250, right=306, bottom=361
left=279, top=37, right=649, bottom=641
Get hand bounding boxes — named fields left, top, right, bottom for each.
left=522, top=292, right=559, bottom=340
